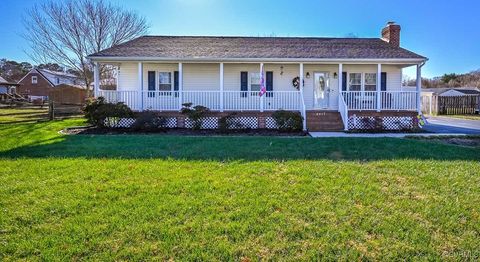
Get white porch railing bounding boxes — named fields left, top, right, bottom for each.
left=380, top=91, right=417, bottom=111
left=98, top=90, right=302, bottom=112
left=341, top=91, right=377, bottom=110
left=341, top=91, right=417, bottom=111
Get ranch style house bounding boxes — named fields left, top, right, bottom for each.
left=88, top=22, right=427, bottom=131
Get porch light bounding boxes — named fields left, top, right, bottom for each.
left=306, top=72, right=310, bottom=79
left=333, top=72, right=338, bottom=79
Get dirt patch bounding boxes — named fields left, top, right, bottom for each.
left=63, top=126, right=307, bottom=136
left=409, top=136, right=480, bottom=147
left=439, top=137, right=480, bottom=147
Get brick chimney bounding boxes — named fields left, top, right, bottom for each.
left=381, top=21, right=401, bottom=47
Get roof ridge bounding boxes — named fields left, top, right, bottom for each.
left=141, top=35, right=382, bottom=40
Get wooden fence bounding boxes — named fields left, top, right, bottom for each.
left=48, top=101, right=84, bottom=120
left=421, top=95, right=479, bottom=115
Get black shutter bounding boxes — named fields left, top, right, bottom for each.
left=148, top=71, right=155, bottom=97
left=240, top=71, right=248, bottom=97
left=381, top=72, right=387, bottom=91
left=173, top=71, right=179, bottom=97
left=266, top=71, right=273, bottom=97
left=342, top=72, right=347, bottom=91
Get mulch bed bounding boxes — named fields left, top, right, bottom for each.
left=63, top=126, right=307, bottom=136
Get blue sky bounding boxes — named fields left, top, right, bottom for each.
left=1, top=0, right=479, bottom=79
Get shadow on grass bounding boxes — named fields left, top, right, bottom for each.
left=1, top=134, right=479, bottom=161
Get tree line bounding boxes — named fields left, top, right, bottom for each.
left=403, top=70, right=480, bottom=88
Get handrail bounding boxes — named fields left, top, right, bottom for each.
left=338, top=92, right=349, bottom=131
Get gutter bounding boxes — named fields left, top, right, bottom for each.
left=87, top=56, right=427, bottom=64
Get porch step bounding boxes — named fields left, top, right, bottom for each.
left=306, top=111, right=344, bottom=131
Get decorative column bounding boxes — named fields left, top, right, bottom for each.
left=178, top=62, right=183, bottom=110
left=138, top=62, right=143, bottom=111
left=338, top=63, right=343, bottom=105
left=219, top=62, right=224, bottom=112
left=93, top=62, right=100, bottom=97
left=416, top=64, right=422, bottom=114
left=376, top=63, right=382, bottom=112
left=299, top=63, right=306, bottom=131
left=260, top=63, right=264, bottom=112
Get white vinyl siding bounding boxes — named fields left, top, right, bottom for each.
left=183, top=63, right=220, bottom=90
left=117, top=62, right=139, bottom=91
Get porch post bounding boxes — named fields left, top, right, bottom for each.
left=219, top=62, right=224, bottom=112
left=299, top=63, right=306, bottom=131
left=416, top=64, right=422, bottom=114
left=376, top=63, right=382, bottom=112
left=260, top=63, right=264, bottom=112
left=138, top=62, right=143, bottom=111
left=338, top=63, right=343, bottom=105
left=178, top=62, right=183, bottom=110
left=93, top=62, right=100, bottom=97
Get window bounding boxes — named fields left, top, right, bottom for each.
left=56, top=77, right=60, bottom=84
left=364, top=73, right=377, bottom=91
left=158, top=72, right=172, bottom=91
left=348, top=73, right=361, bottom=91
left=31, top=76, right=38, bottom=84
left=250, top=73, right=261, bottom=92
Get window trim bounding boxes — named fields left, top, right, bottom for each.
left=249, top=72, right=261, bottom=92
left=347, top=72, right=378, bottom=92
left=31, top=76, right=38, bottom=84
left=157, top=71, right=174, bottom=92
left=347, top=72, right=362, bottom=91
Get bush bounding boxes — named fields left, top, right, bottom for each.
left=272, top=110, right=303, bottom=132
left=83, top=97, right=133, bottom=128
left=218, top=112, right=247, bottom=132
left=131, top=111, right=167, bottom=131
left=181, top=103, right=209, bottom=130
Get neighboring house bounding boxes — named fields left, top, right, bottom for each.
left=440, top=88, right=480, bottom=97
left=88, top=22, right=427, bottom=131
left=17, top=68, right=85, bottom=101
left=0, top=76, right=20, bottom=95
left=418, top=87, right=480, bottom=97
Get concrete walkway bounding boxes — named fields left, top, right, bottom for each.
left=308, top=132, right=466, bottom=138
left=423, top=116, right=480, bottom=134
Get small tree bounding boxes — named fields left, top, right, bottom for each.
left=23, top=0, right=149, bottom=95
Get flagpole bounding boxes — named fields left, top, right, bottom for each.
left=260, top=63, right=264, bottom=112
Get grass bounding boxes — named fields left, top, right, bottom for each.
left=0, top=106, right=48, bottom=124
left=1, top=110, right=480, bottom=260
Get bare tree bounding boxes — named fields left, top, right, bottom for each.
left=23, top=0, right=149, bottom=95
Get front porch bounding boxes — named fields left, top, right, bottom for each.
left=92, top=61, right=423, bottom=131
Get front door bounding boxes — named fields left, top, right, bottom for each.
left=313, top=72, right=330, bottom=108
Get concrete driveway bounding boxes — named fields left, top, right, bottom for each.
left=423, top=116, right=480, bottom=134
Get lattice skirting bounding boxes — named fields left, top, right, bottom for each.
left=102, top=114, right=302, bottom=130
left=265, top=117, right=278, bottom=129
left=348, top=115, right=417, bottom=130
left=185, top=117, right=219, bottom=129
left=104, top=117, right=177, bottom=128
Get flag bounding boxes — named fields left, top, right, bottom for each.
left=259, top=64, right=266, bottom=96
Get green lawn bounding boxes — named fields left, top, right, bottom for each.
left=1, top=115, right=479, bottom=260
left=0, top=106, right=48, bottom=124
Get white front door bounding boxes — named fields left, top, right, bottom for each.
left=313, top=72, right=330, bottom=108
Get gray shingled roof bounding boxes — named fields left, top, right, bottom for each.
left=89, top=36, right=426, bottom=60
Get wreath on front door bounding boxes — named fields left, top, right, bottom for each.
left=292, top=76, right=303, bottom=90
